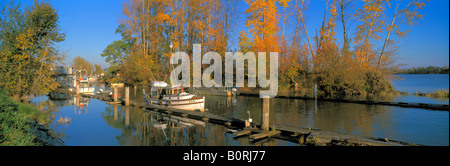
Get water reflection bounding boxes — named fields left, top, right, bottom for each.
left=95, top=97, right=447, bottom=146
left=31, top=84, right=448, bottom=146
left=205, top=95, right=448, bottom=146
left=100, top=105, right=293, bottom=146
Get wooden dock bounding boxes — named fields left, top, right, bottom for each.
left=75, top=92, right=417, bottom=146
left=239, top=91, right=449, bottom=111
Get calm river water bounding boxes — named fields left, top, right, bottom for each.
left=32, top=74, right=449, bottom=146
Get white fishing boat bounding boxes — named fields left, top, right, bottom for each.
left=66, top=69, right=95, bottom=94
left=143, top=81, right=205, bottom=111
left=77, top=79, right=95, bottom=94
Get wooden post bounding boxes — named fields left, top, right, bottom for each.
left=125, top=86, right=130, bottom=106
left=261, top=97, right=270, bottom=131
left=114, top=86, right=118, bottom=102
left=76, top=83, right=80, bottom=96
left=134, top=85, right=137, bottom=98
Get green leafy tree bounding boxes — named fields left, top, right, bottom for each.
left=0, top=0, right=65, bottom=102
left=94, top=64, right=103, bottom=75
left=101, top=24, right=134, bottom=83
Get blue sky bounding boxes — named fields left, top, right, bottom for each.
left=17, top=0, right=449, bottom=69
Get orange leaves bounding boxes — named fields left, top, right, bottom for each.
left=156, top=12, right=170, bottom=23
left=15, top=28, right=36, bottom=56
left=245, top=0, right=290, bottom=53
left=353, top=0, right=387, bottom=68
left=278, top=0, right=290, bottom=8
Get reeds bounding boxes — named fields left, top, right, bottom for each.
left=56, top=116, right=71, bottom=125
left=414, top=89, right=449, bottom=98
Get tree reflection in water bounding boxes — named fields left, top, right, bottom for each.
left=101, top=105, right=294, bottom=146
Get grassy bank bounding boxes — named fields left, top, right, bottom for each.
left=0, top=88, right=54, bottom=146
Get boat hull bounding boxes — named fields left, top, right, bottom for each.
left=144, top=96, right=205, bottom=111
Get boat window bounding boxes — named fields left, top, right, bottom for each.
left=151, top=90, right=158, bottom=97
left=160, top=89, right=166, bottom=96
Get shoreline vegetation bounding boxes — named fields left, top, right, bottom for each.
left=245, top=87, right=449, bottom=100
left=393, top=66, right=449, bottom=74
left=1, top=0, right=434, bottom=101
left=0, top=88, right=63, bottom=146
left=97, top=0, right=431, bottom=100
left=408, top=89, right=449, bottom=99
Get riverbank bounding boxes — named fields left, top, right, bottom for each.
left=0, top=88, right=64, bottom=146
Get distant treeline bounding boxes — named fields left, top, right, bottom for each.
left=393, top=66, right=449, bottom=74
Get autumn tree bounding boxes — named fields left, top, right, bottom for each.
left=353, top=0, right=387, bottom=70
left=337, top=0, right=355, bottom=59
left=376, top=0, right=429, bottom=70
left=72, top=56, right=94, bottom=75
left=0, top=0, right=65, bottom=101
left=314, top=0, right=345, bottom=95
left=238, top=30, right=252, bottom=54
left=245, top=0, right=289, bottom=53
left=294, top=0, right=315, bottom=65
left=120, top=0, right=171, bottom=85
left=112, top=0, right=239, bottom=86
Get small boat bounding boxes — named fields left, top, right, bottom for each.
left=72, top=70, right=95, bottom=94
left=96, top=88, right=113, bottom=96
left=143, top=81, right=205, bottom=111
left=77, top=79, right=95, bottom=94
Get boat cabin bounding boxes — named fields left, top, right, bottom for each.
left=151, top=87, right=190, bottom=99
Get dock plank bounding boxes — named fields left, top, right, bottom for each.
left=249, top=131, right=280, bottom=140
left=233, top=130, right=252, bottom=137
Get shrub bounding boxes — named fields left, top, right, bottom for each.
left=364, top=71, right=395, bottom=95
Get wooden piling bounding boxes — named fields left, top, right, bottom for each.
left=125, top=86, right=130, bottom=106
left=76, top=83, right=79, bottom=96
left=261, top=97, right=270, bottom=131
left=114, top=86, right=118, bottom=102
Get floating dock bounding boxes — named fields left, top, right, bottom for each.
left=74, top=92, right=419, bottom=146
